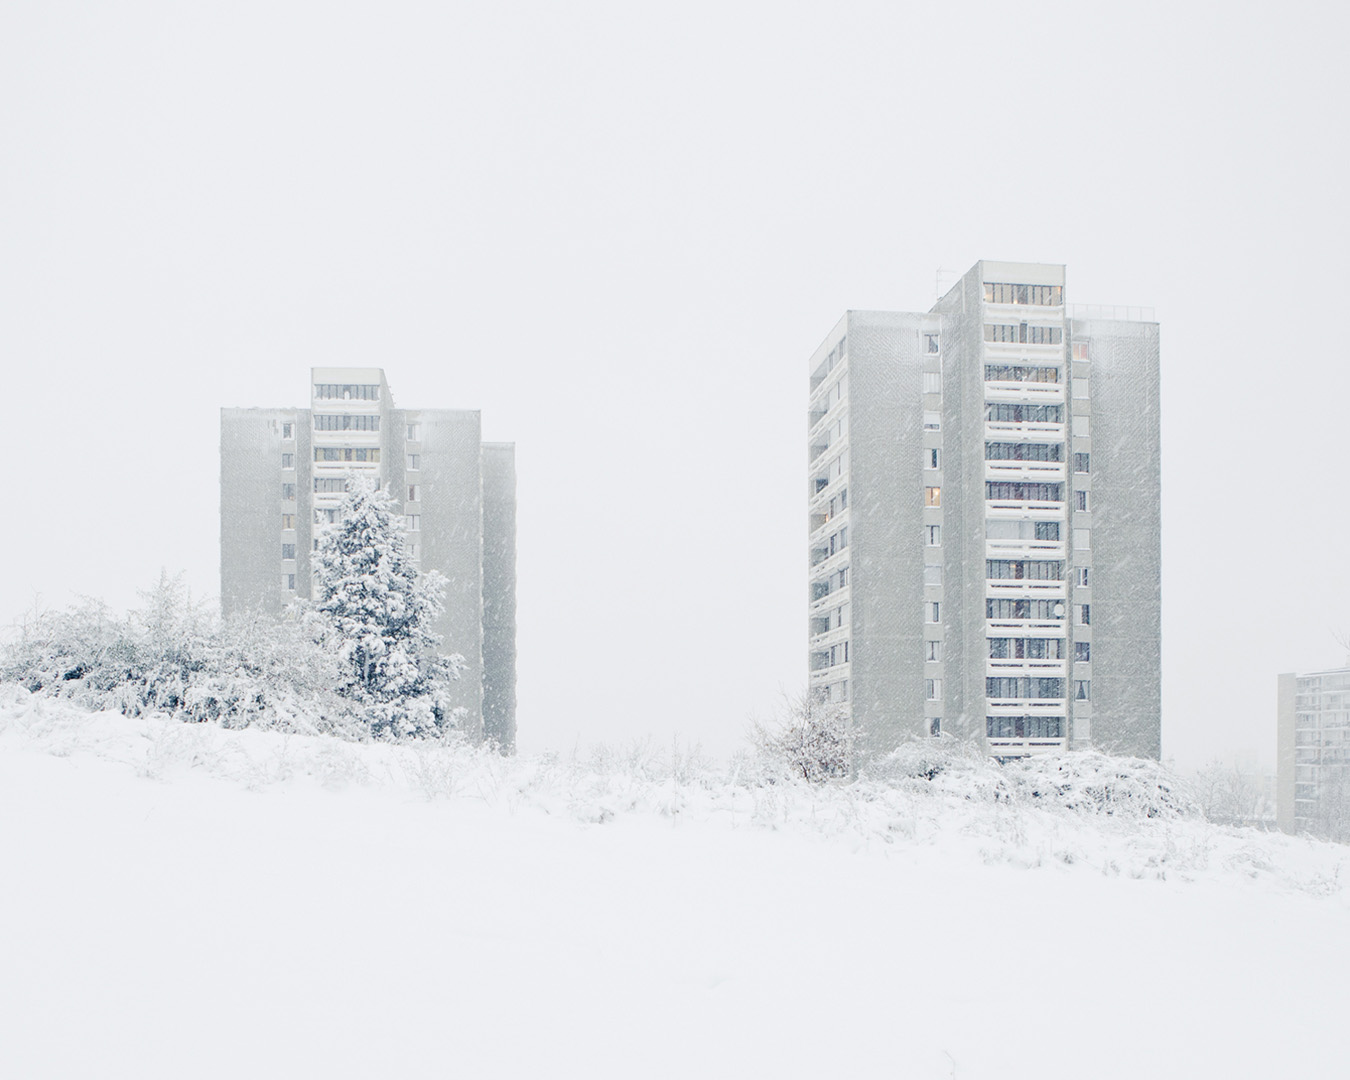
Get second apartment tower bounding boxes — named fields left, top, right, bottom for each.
left=221, top=368, right=517, bottom=749
left=807, top=261, right=1160, bottom=758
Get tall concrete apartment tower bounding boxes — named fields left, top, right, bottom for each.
left=1277, top=665, right=1350, bottom=836
left=806, top=261, right=1160, bottom=759
left=221, top=368, right=517, bottom=749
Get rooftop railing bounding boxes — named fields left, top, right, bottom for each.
left=1068, top=303, right=1155, bottom=322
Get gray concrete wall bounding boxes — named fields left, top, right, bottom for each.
left=1277, top=672, right=1296, bottom=833
left=221, top=409, right=291, bottom=618
left=481, top=443, right=518, bottom=752
left=1071, top=317, right=1161, bottom=758
left=419, top=410, right=485, bottom=738
left=933, top=266, right=991, bottom=742
left=846, top=310, right=926, bottom=754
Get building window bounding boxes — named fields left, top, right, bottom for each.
left=281, top=422, right=294, bottom=439
left=1075, top=641, right=1091, bottom=662
left=405, top=515, right=421, bottom=532
left=925, top=486, right=941, bottom=507
left=924, top=333, right=941, bottom=353
left=282, top=574, right=296, bottom=591
left=1072, top=342, right=1089, bottom=361
left=985, top=364, right=1060, bottom=384
left=983, top=283, right=1063, bottom=306
left=314, top=447, right=381, bottom=463
left=1078, top=604, right=1090, bottom=626
left=314, top=477, right=347, bottom=493
left=927, top=601, right=940, bottom=623
left=1075, top=680, right=1091, bottom=701
left=314, top=383, right=380, bottom=401
left=926, top=679, right=942, bottom=701
left=923, top=411, right=941, bottom=430
left=924, top=372, right=942, bottom=394
left=985, top=481, right=1063, bottom=503
left=986, top=441, right=1063, bottom=463
left=281, top=543, right=296, bottom=560
left=986, top=403, right=1063, bottom=424
left=1076, top=490, right=1090, bottom=511
left=926, top=525, right=941, bottom=546
left=986, top=715, right=1063, bottom=739
left=983, top=323, right=1063, bottom=345
left=930, top=718, right=941, bottom=736
left=408, top=542, right=418, bottom=558
left=281, top=483, right=296, bottom=500
left=986, top=677, right=1065, bottom=700
left=1076, top=567, right=1089, bottom=587
left=281, top=514, right=295, bottom=531
left=929, top=448, right=940, bottom=470
left=407, top=454, right=421, bottom=471
left=986, top=598, right=1066, bottom=620
left=1073, top=452, right=1090, bottom=473
left=926, top=640, right=942, bottom=661
left=407, top=424, right=420, bottom=441
left=407, top=485, right=419, bottom=502
left=314, top=414, right=380, bottom=432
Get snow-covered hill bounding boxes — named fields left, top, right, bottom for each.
left=2, top=686, right=1346, bottom=1079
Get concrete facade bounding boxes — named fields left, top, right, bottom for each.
left=1277, top=665, right=1350, bottom=837
left=806, top=261, right=1161, bottom=759
left=221, top=369, right=516, bottom=746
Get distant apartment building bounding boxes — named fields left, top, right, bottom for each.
left=806, top=261, right=1160, bottom=758
left=221, top=368, right=516, bottom=749
left=1277, top=665, right=1350, bottom=837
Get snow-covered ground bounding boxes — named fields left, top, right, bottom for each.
left=2, top=686, right=1347, bottom=1079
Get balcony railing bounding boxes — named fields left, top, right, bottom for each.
left=986, top=659, right=1067, bottom=676
left=986, top=618, right=1065, bottom=633
left=985, top=420, right=1066, bottom=439
left=984, top=499, right=1066, bottom=515
left=983, top=381, right=1065, bottom=402
left=1069, top=303, right=1155, bottom=322
left=985, top=461, right=1067, bottom=482
left=986, top=581, right=1067, bottom=597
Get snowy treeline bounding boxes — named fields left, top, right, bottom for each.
left=1, top=480, right=464, bottom=739
left=4, top=685, right=1348, bottom=898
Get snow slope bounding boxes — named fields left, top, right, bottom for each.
left=2, top=686, right=1347, bottom=1079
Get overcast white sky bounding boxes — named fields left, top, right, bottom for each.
left=2, top=1, right=1346, bottom=768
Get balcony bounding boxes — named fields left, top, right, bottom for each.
left=986, top=659, right=1068, bottom=677
left=809, top=583, right=850, bottom=614
left=986, top=580, right=1067, bottom=598
left=984, top=420, right=1066, bottom=442
left=985, top=539, right=1065, bottom=558
left=984, top=498, right=1066, bottom=516
left=986, top=617, right=1065, bottom=634
left=809, top=508, right=849, bottom=543
left=983, top=381, right=1065, bottom=403
left=986, top=737, right=1067, bottom=756
left=985, top=460, right=1067, bottom=483
left=808, top=395, right=846, bottom=438
left=985, top=698, right=1067, bottom=713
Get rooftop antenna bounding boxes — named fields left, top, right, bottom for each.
left=935, top=267, right=958, bottom=303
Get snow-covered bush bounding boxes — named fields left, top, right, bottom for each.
left=751, top=693, right=853, bottom=782
left=312, top=477, right=465, bottom=736
left=863, top=737, right=1199, bottom=821
left=0, top=573, right=352, bottom=733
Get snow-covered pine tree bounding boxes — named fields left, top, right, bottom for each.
left=312, top=475, right=462, bottom=735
